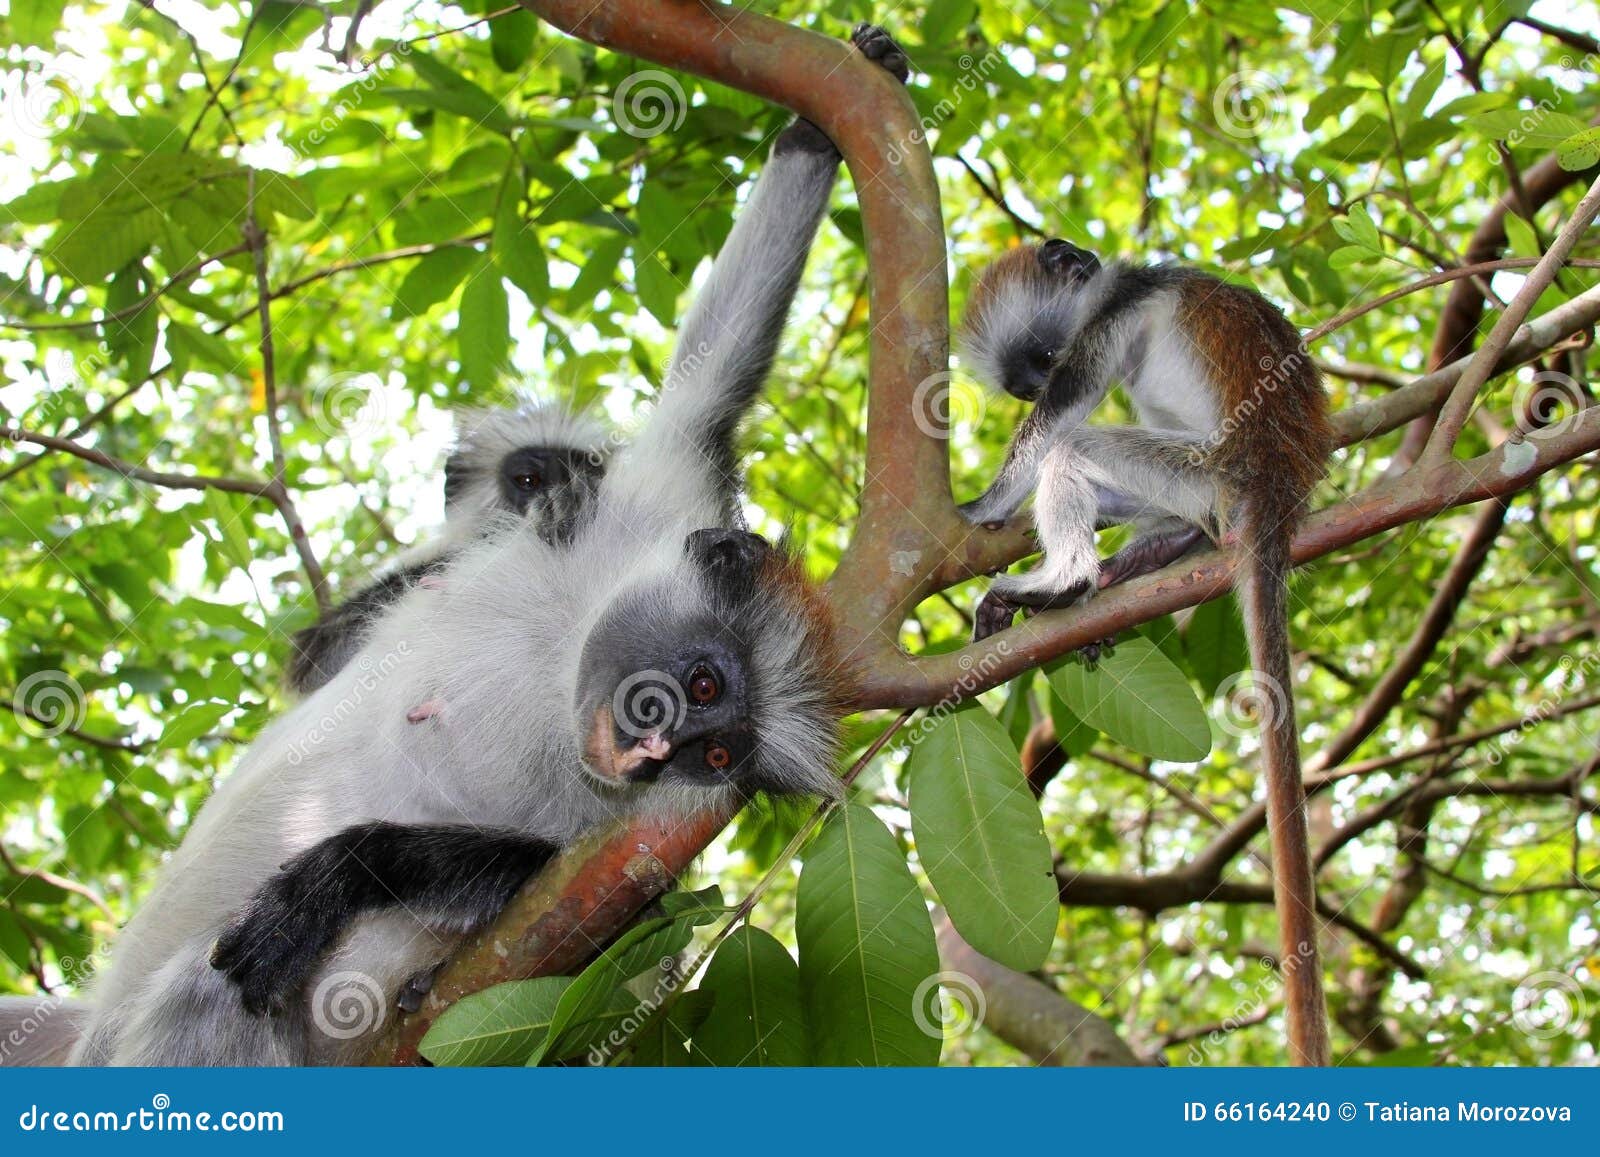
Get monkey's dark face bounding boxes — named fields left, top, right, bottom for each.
left=992, top=240, right=1105, bottom=402
left=999, top=339, right=1058, bottom=402
left=494, top=446, right=604, bottom=516
left=575, top=529, right=786, bottom=794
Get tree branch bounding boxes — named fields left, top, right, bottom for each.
left=1423, top=174, right=1600, bottom=463
left=244, top=172, right=330, bottom=613
left=933, top=912, right=1141, bottom=1065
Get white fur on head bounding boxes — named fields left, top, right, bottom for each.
left=958, top=248, right=1114, bottom=397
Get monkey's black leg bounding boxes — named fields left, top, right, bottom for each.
left=1098, top=523, right=1209, bottom=588
left=211, top=822, right=557, bottom=1016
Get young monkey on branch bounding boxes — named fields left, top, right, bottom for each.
left=958, top=238, right=1334, bottom=1065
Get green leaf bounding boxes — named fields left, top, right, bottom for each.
left=692, top=926, right=809, bottom=1066
left=104, top=262, right=157, bottom=380
left=404, top=51, right=514, bottom=132
left=566, top=236, right=627, bottom=309
left=1328, top=245, right=1377, bottom=270
left=392, top=246, right=481, bottom=318
left=1502, top=213, right=1540, bottom=260
left=157, top=700, right=231, bottom=751
left=489, top=9, right=537, bottom=72
left=796, top=804, right=940, bottom=1066
left=457, top=265, right=509, bottom=392
left=529, top=885, right=722, bottom=1065
left=201, top=490, right=255, bottom=573
left=906, top=704, right=1056, bottom=971
left=493, top=182, right=549, bottom=302
left=627, top=989, right=715, bottom=1067
left=921, top=0, right=977, bottom=43
left=634, top=253, right=680, bottom=327
left=419, top=976, right=574, bottom=1066
left=13, top=0, right=68, bottom=47
left=1331, top=203, right=1381, bottom=251
left=1046, top=637, right=1210, bottom=762
left=1557, top=126, right=1600, bottom=172
left=1185, top=598, right=1249, bottom=698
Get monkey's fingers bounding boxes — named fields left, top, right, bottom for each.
left=851, top=23, right=911, bottom=83
left=1076, top=636, right=1117, bottom=666
left=972, top=591, right=1019, bottom=641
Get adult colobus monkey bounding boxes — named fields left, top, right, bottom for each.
left=37, top=24, right=906, bottom=1068
left=284, top=403, right=611, bottom=695
left=958, top=239, right=1333, bottom=1065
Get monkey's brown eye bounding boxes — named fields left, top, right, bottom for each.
left=689, top=668, right=720, bottom=704
left=512, top=471, right=541, bottom=491
left=705, top=742, right=732, bottom=770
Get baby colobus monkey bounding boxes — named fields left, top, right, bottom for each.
left=284, top=404, right=611, bottom=695
left=53, top=24, right=907, bottom=1067
left=959, top=239, right=1333, bottom=1065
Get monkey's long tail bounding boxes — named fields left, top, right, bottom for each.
left=1236, top=499, right=1332, bottom=1067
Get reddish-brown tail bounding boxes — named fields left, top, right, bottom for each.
left=1237, top=496, right=1331, bottom=1066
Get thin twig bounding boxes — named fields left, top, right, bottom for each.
left=1305, top=257, right=1600, bottom=344
left=0, top=844, right=117, bottom=923
left=1424, top=174, right=1600, bottom=464
left=1, top=244, right=250, bottom=333
left=243, top=171, right=331, bottom=613
left=3, top=428, right=276, bottom=497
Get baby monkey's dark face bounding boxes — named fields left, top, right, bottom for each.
left=575, top=528, right=779, bottom=793
left=994, top=239, right=1104, bottom=403
left=496, top=445, right=605, bottom=516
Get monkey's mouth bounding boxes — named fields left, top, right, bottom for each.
left=582, top=705, right=671, bottom=785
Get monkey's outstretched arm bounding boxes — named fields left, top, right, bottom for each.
left=612, top=25, right=908, bottom=507
left=211, top=822, right=557, bottom=1016
left=959, top=317, right=1136, bottom=524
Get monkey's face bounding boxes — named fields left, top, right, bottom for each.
left=989, top=240, right=1105, bottom=402
left=575, top=528, right=839, bottom=799
left=494, top=445, right=605, bottom=516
